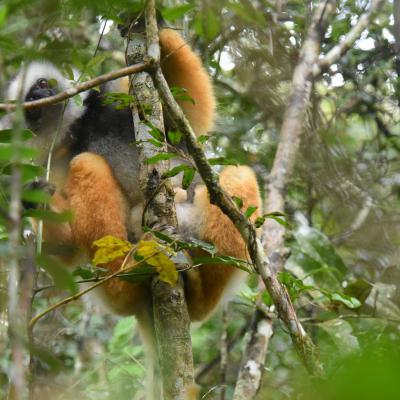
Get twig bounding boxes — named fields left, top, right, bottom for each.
left=28, top=245, right=154, bottom=330
left=313, top=0, right=385, bottom=76
left=0, top=61, right=151, bottom=112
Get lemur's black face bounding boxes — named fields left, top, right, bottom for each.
left=25, top=78, right=58, bottom=123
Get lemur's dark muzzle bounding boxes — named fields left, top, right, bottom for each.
left=25, top=87, right=57, bottom=123
left=26, top=87, right=56, bottom=102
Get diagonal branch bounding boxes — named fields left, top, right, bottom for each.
left=151, top=0, right=336, bottom=377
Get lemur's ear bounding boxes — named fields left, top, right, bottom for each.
left=118, top=9, right=167, bottom=38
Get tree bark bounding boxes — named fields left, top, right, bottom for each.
left=125, top=1, right=194, bottom=399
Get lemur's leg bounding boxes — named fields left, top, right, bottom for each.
left=66, top=152, right=150, bottom=315
left=159, top=28, right=215, bottom=136
left=183, top=166, right=262, bottom=321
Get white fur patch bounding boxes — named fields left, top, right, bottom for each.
left=6, top=61, right=88, bottom=131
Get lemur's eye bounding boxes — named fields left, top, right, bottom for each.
left=37, top=78, right=48, bottom=89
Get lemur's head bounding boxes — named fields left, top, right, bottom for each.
left=6, top=62, right=87, bottom=162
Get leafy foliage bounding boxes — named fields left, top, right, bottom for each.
left=1, top=0, right=400, bottom=399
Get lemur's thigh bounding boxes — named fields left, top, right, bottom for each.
left=66, top=152, right=128, bottom=248
left=66, top=152, right=147, bottom=314
left=185, top=166, right=261, bottom=321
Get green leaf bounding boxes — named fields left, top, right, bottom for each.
left=182, top=167, right=195, bottom=189
left=0, top=129, right=34, bottom=143
left=185, top=237, right=217, bottom=254
left=232, top=196, right=243, bottom=209
left=255, top=212, right=290, bottom=228
left=144, top=121, right=165, bottom=142
left=194, top=8, right=220, bottom=40
left=318, top=319, right=359, bottom=356
left=0, top=144, right=38, bottom=160
left=197, top=135, right=210, bottom=144
left=167, top=130, right=183, bottom=145
left=294, top=226, right=347, bottom=276
left=209, top=157, right=238, bottom=166
left=25, top=209, right=74, bottom=223
left=278, top=271, right=314, bottom=300
left=344, top=279, right=373, bottom=304
left=22, top=189, right=51, bottom=205
left=108, top=316, right=136, bottom=352
left=170, top=87, right=195, bottom=104
left=162, top=4, right=195, bottom=21
left=72, top=266, right=97, bottom=280
left=147, top=138, right=163, bottom=148
left=192, top=255, right=251, bottom=273
left=0, top=4, right=8, bottom=28
left=1, top=163, right=45, bottom=182
left=330, top=293, right=361, bottom=309
left=162, top=164, right=192, bottom=179
left=102, top=92, right=134, bottom=108
left=36, top=254, right=77, bottom=294
left=244, top=206, right=258, bottom=218
left=145, top=152, right=177, bottom=164
left=262, top=290, right=273, bottom=307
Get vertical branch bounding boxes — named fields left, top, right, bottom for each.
left=233, top=310, right=273, bottom=400
left=7, top=109, right=28, bottom=400
left=219, top=305, right=229, bottom=400
left=259, top=1, right=336, bottom=375
left=124, top=1, right=194, bottom=399
left=264, top=0, right=336, bottom=270
left=393, top=0, right=400, bottom=105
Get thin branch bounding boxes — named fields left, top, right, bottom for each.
left=332, top=195, right=373, bottom=245
left=28, top=245, right=158, bottom=330
left=262, top=0, right=337, bottom=375
left=0, top=61, right=151, bottom=112
left=220, top=306, right=229, bottom=400
left=233, top=310, right=273, bottom=400
left=313, top=0, right=385, bottom=76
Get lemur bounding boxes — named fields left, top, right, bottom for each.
left=2, top=27, right=261, bottom=353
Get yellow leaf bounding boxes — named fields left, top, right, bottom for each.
left=92, top=235, right=133, bottom=266
left=136, top=240, right=160, bottom=258
left=136, top=240, right=178, bottom=285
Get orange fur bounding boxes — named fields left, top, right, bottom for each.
left=65, top=152, right=150, bottom=315
left=33, top=28, right=260, bottom=397
left=160, top=28, right=215, bottom=135
left=185, top=166, right=261, bottom=320
left=113, top=29, right=215, bottom=136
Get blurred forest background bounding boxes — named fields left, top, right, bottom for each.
left=1, top=0, right=400, bottom=399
